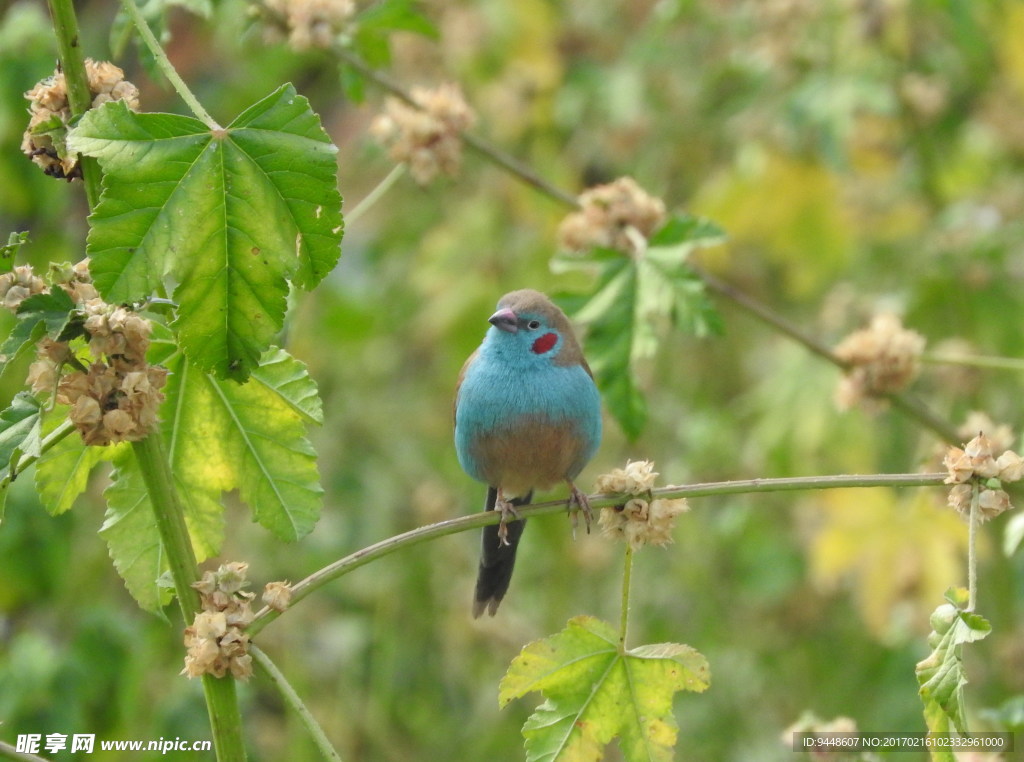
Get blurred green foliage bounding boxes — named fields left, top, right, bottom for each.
left=2, top=0, right=1024, bottom=759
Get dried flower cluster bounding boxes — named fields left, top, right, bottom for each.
left=369, top=83, right=476, bottom=185
left=557, top=177, right=667, bottom=256
left=183, top=563, right=256, bottom=680
left=20, top=261, right=167, bottom=446
left=834, top=313, right=926, bottom=409
left=0, top=265, right=47, bottom=312
left=943, top=433, right=1023, bottom=522
left=259, top=0, right=355, bottom=50
left=595, top=460, right=689, bottom=550
left=22, top=59, right=140, bottom=179
left=262, top=580, right=293, bottom=612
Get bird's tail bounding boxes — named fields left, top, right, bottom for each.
left=472, top=487, right=531, bottom=618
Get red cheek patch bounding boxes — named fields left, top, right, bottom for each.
left=532, top=332, right=558, bottom=354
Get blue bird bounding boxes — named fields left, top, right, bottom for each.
left=454, top=289, right=602, bottom=617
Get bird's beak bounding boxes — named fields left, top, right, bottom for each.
left=488, top=307, right=518, bottom=333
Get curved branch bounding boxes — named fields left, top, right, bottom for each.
left=248, top=471, right=947, bottom=635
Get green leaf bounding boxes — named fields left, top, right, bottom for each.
left=100, top=449, right=173, bottom=619
left=570, top=223, right=723, bottom=438
left=35, top=410, right=122, bottom=516
left=573, top=262, right=646, bottom=438
left=916, top=589, right=991, bottom=735
left=353, top=0, right=438, bottom=66
left=0, top=393, right=44, bottom=521
left=0, top=289, right=76, bottom=364
left=500, top=616, right=709, bottom=762
left=357, top=0, right=438, bottom=38
left=0, top=231, right=30, bottom=273
left=67, top=85, right=344, bottom=380
left=250, top=347, right=324, bottom=425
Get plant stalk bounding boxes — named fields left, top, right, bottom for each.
left=967, top=482, right=979, bottom=612
left=45, top=0, right=102, bottom=208
left=120, top=0, right=221, bottom=129
left=131, top=435, right=246, bottom=762
left=344, top=164, right=406, bottom=227
left=251, top=645, right=344, bottom=762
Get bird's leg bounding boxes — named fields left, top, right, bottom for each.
left=566, top=480, right=592, bottom=535
left=494, top=488, right=521, bottom=547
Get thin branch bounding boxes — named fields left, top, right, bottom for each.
left=967, top=482, right=979, bottom=612
left=335, top=48, right=581, bottom=209
left=248, top=471, right=946, bottom=635
left=9, top=419, right=75, bottom=482
left=692, top=264, right=960, bottom=443
left=45, top=0, right=102, bottom=207
left=250, top=645, right=344, bottom=762
left=344, top=164, right=406, bottom=227
left=0, top=741, right=50, bottom=762
left=120, top=0, right=221, bottom=129
left=923, top=352, right=1024, bottom=373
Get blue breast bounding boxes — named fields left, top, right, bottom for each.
left=455, top=343, right=602, bottom=485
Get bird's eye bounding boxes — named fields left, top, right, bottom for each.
left=527, top=320, right=541, bottom=330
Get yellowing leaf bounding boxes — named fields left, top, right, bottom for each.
left=805, top=489, right=969, bottom=639
left=499, top=616, right=709, bottom=762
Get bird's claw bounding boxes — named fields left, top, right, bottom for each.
left=567, top=483, right=592, bottom=537
left=495, top=493, right=520, bottom=547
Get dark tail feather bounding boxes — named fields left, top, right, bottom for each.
left=472, top=487, right=531, bottom=617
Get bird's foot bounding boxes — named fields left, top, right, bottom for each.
left=495, top=491, right=521, bottom=547
left=567, top=482, right=592, bottom=536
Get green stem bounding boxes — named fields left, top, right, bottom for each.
left=250, top=645, right=344, bottom=762
left=131, top=435, right=246, bottom=762
left=132, top=436, right=199, bottom=613
left=9, top=418, right=75, bottom=481
left=45, top=0, right=101, bottom=208
left=923, top=352, right=1024, bottom=373
left=0, top=740, right=50, bottom=762
left=618, top=544, right=634, bottom=653
left=967, top=482, right=979, bottom=611
left=120, top=0, right=221, bottom=129
left=344, top=164, right=406, bottom=227
left=249, top=471, right=947, bottom=635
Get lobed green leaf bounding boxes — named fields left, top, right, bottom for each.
left=68, top=85, right=343, bottom=380
left=500, top=616, right=709, bottom=762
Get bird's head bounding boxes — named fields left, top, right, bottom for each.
left=483, top=289, right=582, bottom=368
